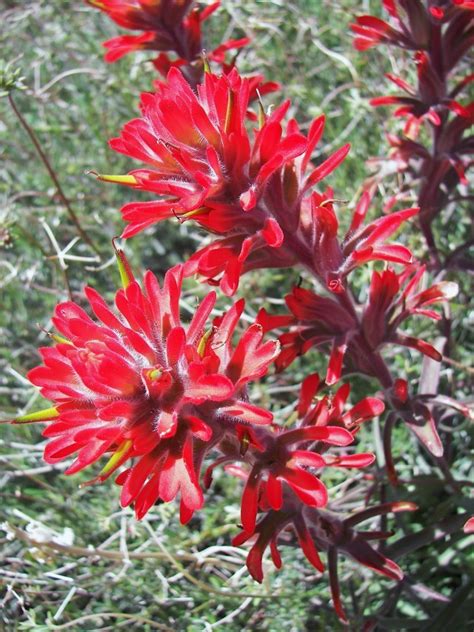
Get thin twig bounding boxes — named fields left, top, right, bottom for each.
left=142, top=520, right=289, bottom=600
left=9, top=525, right=235, bottom=568
left=50, top=611, right=172, bottom=631
left=35, top=68, right=103, bottom=97
left=442, top=355, right=474, bottom=375
left=8, top=93, right=100, bottom=256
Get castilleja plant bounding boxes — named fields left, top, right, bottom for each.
left=351, top=0, right=474, bottom=267
left=8, top=2, right=469, bottom=625
left=92, top=67, right=459, bottom=457
left=9, top=246, right=416, bottom=620
left=264, top=264, right=458, bottom=378
left=233, top=501, right=418, bottom=624
left=258, top=263, right=461, bottom=457
left=80, top=62, right=461, bottom=615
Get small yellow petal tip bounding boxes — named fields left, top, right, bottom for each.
left=14, top=407, right=59, bottom=424
left=88, top=170, right=138, bottom=186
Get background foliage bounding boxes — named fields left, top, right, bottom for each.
left=1, top=1, right=472, bottom=630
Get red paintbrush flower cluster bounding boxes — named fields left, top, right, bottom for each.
left=262, top=264, right=457, bottom=379
left=17, top=262, right=279, bottom=523
left=351, top=0, right=473, bottom=264
left=87, top=0, right=250, bottom=84
left=96, top=68, right=428, bottom=298
left=232, top=373, right=382, bottom=536
left=351, top=0, right=474, bottom=53
left=234, top=501, right=418, bottom=623
left=257, top=263, right=459, bottom=455
left=75, top=60, right=465, bottom=613
left=14, top=252, right=412, bottom=611
left=225, top=377, right=416, bottom=621
left=96, top=67, right=349, bottom=293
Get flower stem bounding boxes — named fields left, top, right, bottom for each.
left=8, top=93, right=100, bottom=257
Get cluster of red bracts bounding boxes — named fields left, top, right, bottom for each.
left=86, top=0, right=247, bottom=70
left=12, top=255, right=414, bottom=619
left=96, top=68, right=424, bottom=297
left=19, top=263, right=280, bottom=522
left=10, top=1, right=469, bottom=623
left=259, top=264, right=457, bottom=380
left=351, top=0, right=474, bottom=54
left=234, top=501, right=418, bottom=623
left=86, top=0, right=277, bottom=92
left=257, top=263, right=460, bottom=455
left=92, top=61, right=459, bottom=456
left=13, top=255, right=417, bottom=620
left=351, top=0, right=473, bottom=263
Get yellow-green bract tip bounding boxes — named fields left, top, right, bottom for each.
left=14, top=407, right=59, bottom=424
left=112, top=238, right=135, bottom=289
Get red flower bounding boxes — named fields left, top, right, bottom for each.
left=296, top=373, right=386, bottom=431
left=14, top=261, right=279, bottom=522
left=352, top=1, right=474, bottom=122
left=429, top=1, right=474, bottom=20
left=368, top=99, right=473, bottom=211
left=351, top=1, right=474, bottom=53
left=259, top=264, right=456, bottom=389
left=100, top=30, right=158, bottom=62
left=362, top=264, right=458, bottom=357
left=369, top=56, right=472, bottom=137
left=96, top=67, right=351, bottom=294
left=233, top=501, right=417, bottom=623
left=208, top=375, right=381, bottom=535
left=88, top=0, right=197, bottom=32
left=350, top=14, right=413, bottom=51
left=353, top=2, right=473, bottom=266
left=233, top=508, right=324, bottom=583
left=239, top=423, right=373, bottom=534
left=87, top=0, right=250, bottom=81
left=350, top=0, right=433, bottom=52
left=309, top=190, right=418, bottom=291
left=88, top=0, right=199, bottom=60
